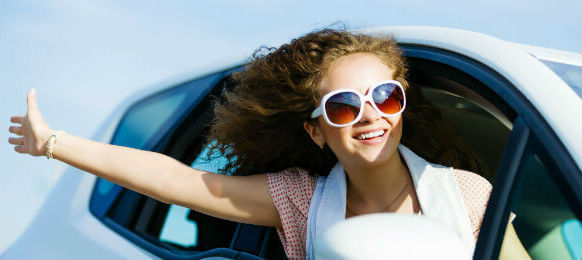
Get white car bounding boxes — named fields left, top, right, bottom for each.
left=3, top=26, right=581, bottom=259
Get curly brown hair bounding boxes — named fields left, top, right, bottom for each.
left=206, top=28, right=484, bottom=176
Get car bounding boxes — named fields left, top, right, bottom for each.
left=2, top=26, right=581, bottom=259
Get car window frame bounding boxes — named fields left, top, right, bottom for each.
left=88, top=66, right=273, bottom=260
left=152, top=70, right=286, bottom=259
left=399, top=44, right=582, bottom=259
left=89, top=71, right=227, bottom=219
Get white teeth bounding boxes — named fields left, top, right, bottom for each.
left=358, top=130, right=385, bottom=140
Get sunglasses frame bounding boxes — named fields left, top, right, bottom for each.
left=311, top=80, right=407, bottom=127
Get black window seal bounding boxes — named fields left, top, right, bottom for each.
left=473, top=117, right=530, bottom=259
left=102, top=217, right=242, bottom=260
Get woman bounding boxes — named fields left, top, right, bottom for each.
left=8, top=29, right=528, bottom=259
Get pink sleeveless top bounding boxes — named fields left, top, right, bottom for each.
left=266, top=168, right=492, bottom=259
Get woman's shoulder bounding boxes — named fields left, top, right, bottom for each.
left=266, top=167, right=318, bottom=187
left=265, top=168, right=318, bottom=211
left=451, top=169, right=492, bottom=190
left=451, top=168, right=492, bottom=205
left=451, top=169, right=493, bottom=239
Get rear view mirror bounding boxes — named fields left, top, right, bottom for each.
left=315, top=213, right=472, bottom=259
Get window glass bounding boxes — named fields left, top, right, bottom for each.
left=503, top=135, right=581, bottom=260
left=191, top=140, right=234, bottom=175
left=157, top=141, right=234, bottom=248
left=90, top=73, right=222, bottom=218
left=111, top=91, right=187, bottom=150
left=95, top=91, right=187, bottom=198
left=420, top=87, right=512, bottom=180
left=160, top=204, right=198, bottom=247
left=100, top=74, right=240, bottom=254
left=407, top=57, right=515, bottom=182
left=91, top=68, right=267, bottom=258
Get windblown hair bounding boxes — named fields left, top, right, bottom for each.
left=206, top=29, right=484, bottom=176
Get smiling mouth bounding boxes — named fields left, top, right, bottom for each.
left=355, top=129, right=386, bottom=140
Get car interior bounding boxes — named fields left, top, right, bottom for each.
left=506, top=136, right=582, bottom=260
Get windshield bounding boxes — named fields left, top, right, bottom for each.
left=539, top=59, right=582, bottom=99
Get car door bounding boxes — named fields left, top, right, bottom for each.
left=389, top=28, right=582, bottom=259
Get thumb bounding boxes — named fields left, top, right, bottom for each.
left=27, top=88, right=39, bottom=114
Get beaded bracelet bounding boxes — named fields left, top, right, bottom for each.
left=45, top=130, right=65, bottom=160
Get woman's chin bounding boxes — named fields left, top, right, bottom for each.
left=350, top=149, right=393, bottom=167
left=352, top=142, right=400, bottom=167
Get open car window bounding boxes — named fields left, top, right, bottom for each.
left=406, top=56, right=514, bottom=183
left=90, top=67, right=284, bottom=260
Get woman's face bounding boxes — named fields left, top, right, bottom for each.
left=305, top=53, right=403, bottom=168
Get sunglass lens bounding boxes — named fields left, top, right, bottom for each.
left=325, top=92, right=361, bottom=125
left=373, top=83, right=404, bottom=114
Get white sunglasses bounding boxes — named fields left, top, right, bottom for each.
left=311, top=80, right=406, bottom=127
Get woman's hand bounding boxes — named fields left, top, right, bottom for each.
left=8, top=89, right=54, bottom=157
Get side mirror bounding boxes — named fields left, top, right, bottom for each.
left=315, top=213, right=472, bottom=259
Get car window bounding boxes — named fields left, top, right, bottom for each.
left=91, top=69, right=275, bottom=259
left=407, top=57, right=514, bottom=182
left=159, top=204, right=198, bottom=247
left=91, top=90, right=188, bottom=216
left=419, top=87, right=511, bottom=180
left=191, top=140, right=234, bottom=175
left=88, top=71, right=270, bottom=259
left=90, top=72, right=224, bottom=218
left=501, top=134, right=582, bottom=260
left=157, top=141, right=234, bottom=250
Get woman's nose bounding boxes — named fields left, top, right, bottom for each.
left=358, top=102, right=382, bottom=123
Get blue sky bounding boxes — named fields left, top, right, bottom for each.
left=1, top=0, right=580, bottom=253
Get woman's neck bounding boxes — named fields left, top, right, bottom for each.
left=343, top=150, right=413, bottom=214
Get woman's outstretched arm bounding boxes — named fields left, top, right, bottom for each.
left=8, top=89, right=281, bottom=227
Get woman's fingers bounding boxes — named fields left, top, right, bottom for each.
left=9, top=89, right=54, bottom=157
left=10, top=115, right=24, bottom=124
left=9, top=126, right=23, bottom=135
left=14, top=146, right=25, bottom=154
left=8, top=137, right=24, bottom=146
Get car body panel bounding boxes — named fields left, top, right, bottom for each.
left=1, top=169, right=157, bottom=258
